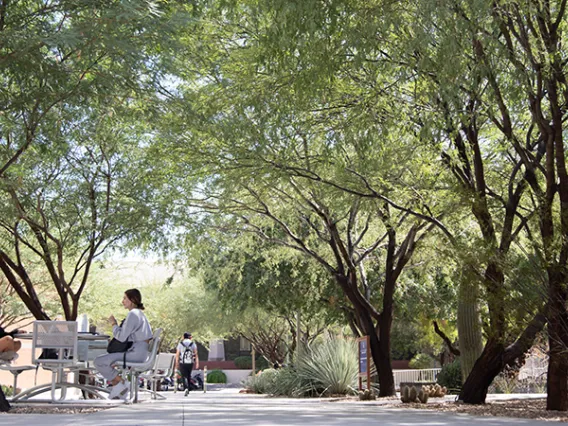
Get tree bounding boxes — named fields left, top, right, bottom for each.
left=0, top=0, right=164, bottom=174
left=223, top=0, right=554, bottom=405
left=193, top=237, right=342, bottom=357
left=152, top=0, right=453, bottom=396
left=0, top=103, right=166, bottom=320
left=394, top=0, right=567, bottom=407
left=139, top=0, right=566, bottom=406
left=0, top=0, right=177, bottom=410
left=160, top=135, right=436, bottom=397
left=0, top=1, right=176, bottom=320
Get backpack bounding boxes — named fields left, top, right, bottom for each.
left=181, top=341, right=195, bottom=364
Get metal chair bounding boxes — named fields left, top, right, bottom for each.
left=9, top=321, right=78, bottom=402
left=12, top=321, right=106, bottom=402
left=113, top=328, right=162, bottom=403
left=139, top=352, right=175, bottom=400
left=0, top=351, right=35, bottom=398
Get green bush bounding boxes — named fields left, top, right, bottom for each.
left=206, top=369, right=227, bottom=384
left=1, top=385, right=13, bottom=397
left=234, top=355, right=270, bottom=370
left=436, top=359, right=462, bottom=393
left=234, top=356, right=252, bottom=369
left=409, top=353, right=436, bottom=369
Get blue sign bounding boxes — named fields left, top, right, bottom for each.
left=359, top=339, right=368, bottom=374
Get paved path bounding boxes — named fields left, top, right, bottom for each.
left=0, top=389, right=560, bottom=426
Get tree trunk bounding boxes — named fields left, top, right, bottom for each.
left=0, top=386, right=10, bottom=412
left=362, top=316, right=394, bottom=397
left=458, top=339, right=504, bottom=403
left=0, top=255, right=50, bottom=321
left=546, top=270, right=568, bottom=411
left=457, top=276, right=483, bottom=381
left=459, top=312, right=546, bottom=404
left=354, top=304, right=395, bottom=396
left=375, top=314, right=395, bottom=397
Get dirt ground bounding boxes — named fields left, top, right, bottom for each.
left=1, top=405, right=109, bottom=414
left=382, top=398, right=568, bottom=422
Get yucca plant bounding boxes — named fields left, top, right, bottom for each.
left=296, top=337, right=358, bottom=396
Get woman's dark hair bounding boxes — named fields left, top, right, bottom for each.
left=125, top=288, right=145, bottom=310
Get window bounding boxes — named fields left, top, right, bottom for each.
left=239, top=337, right=251, bottom=352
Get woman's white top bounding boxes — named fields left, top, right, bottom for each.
left=112, top=308, right=153, bottom=343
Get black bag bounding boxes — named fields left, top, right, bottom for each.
left=39, top=348, right=59, bottom=359
left=107, top=319, right=133, bottom=368
left=107, top=318, right=133, bottom=354
left=107, top=339, right=133, bottom=353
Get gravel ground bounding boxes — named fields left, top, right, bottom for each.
left=380, top=398, right=568, bottom=422
left=1, top=405, right=110, bottom=414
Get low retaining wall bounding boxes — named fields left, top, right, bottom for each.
left=221, top=369, right=252, bottom=385
left=195, top=369, right=251, bottom=385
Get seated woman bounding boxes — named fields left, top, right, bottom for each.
left=94, top=288, right=152, bottom=400
left=0, top=325, right=25, bottom=361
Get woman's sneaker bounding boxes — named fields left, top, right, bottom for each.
left=120, top=380, right=131, bottom=401
left=109, top=380, right=129, bottom=400
left=184, top=388, right=189, bottom=396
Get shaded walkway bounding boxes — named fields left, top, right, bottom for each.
left=0, top=389, right=556, bottom=426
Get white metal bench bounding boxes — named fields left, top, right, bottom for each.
left=139, top=352, right=175, bottom=400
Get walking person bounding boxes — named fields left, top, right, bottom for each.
left=94, top=288, right=153, bottom=400
left=176, top=332, right=199, bottom=396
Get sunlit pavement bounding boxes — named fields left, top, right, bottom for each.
left=0, top=388, right=554, bottom=426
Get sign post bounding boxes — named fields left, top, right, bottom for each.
left=357, top=336, right=371, bottom=390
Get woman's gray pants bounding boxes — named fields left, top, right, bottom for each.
left=94, top=341, right=149, bottom=381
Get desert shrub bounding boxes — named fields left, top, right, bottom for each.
left=409, top=353, right=436, bottom=369
left=515, top=375, right=546, bottom=394
left=491, top=371, right=518, bottom=394
left=436, top=359, right=462, bottom=393
left=243, top=368, right=279, bottom=393
left=268, top=368, right=305, bottom=396
left=206, top=369, right=227, bottom=384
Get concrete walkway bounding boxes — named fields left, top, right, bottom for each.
left=0, top=389, right=559, bottom=426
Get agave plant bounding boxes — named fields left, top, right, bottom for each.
left=244, top=337, right=358, bottom=397
left=296, top=337, right=358, bottom=396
